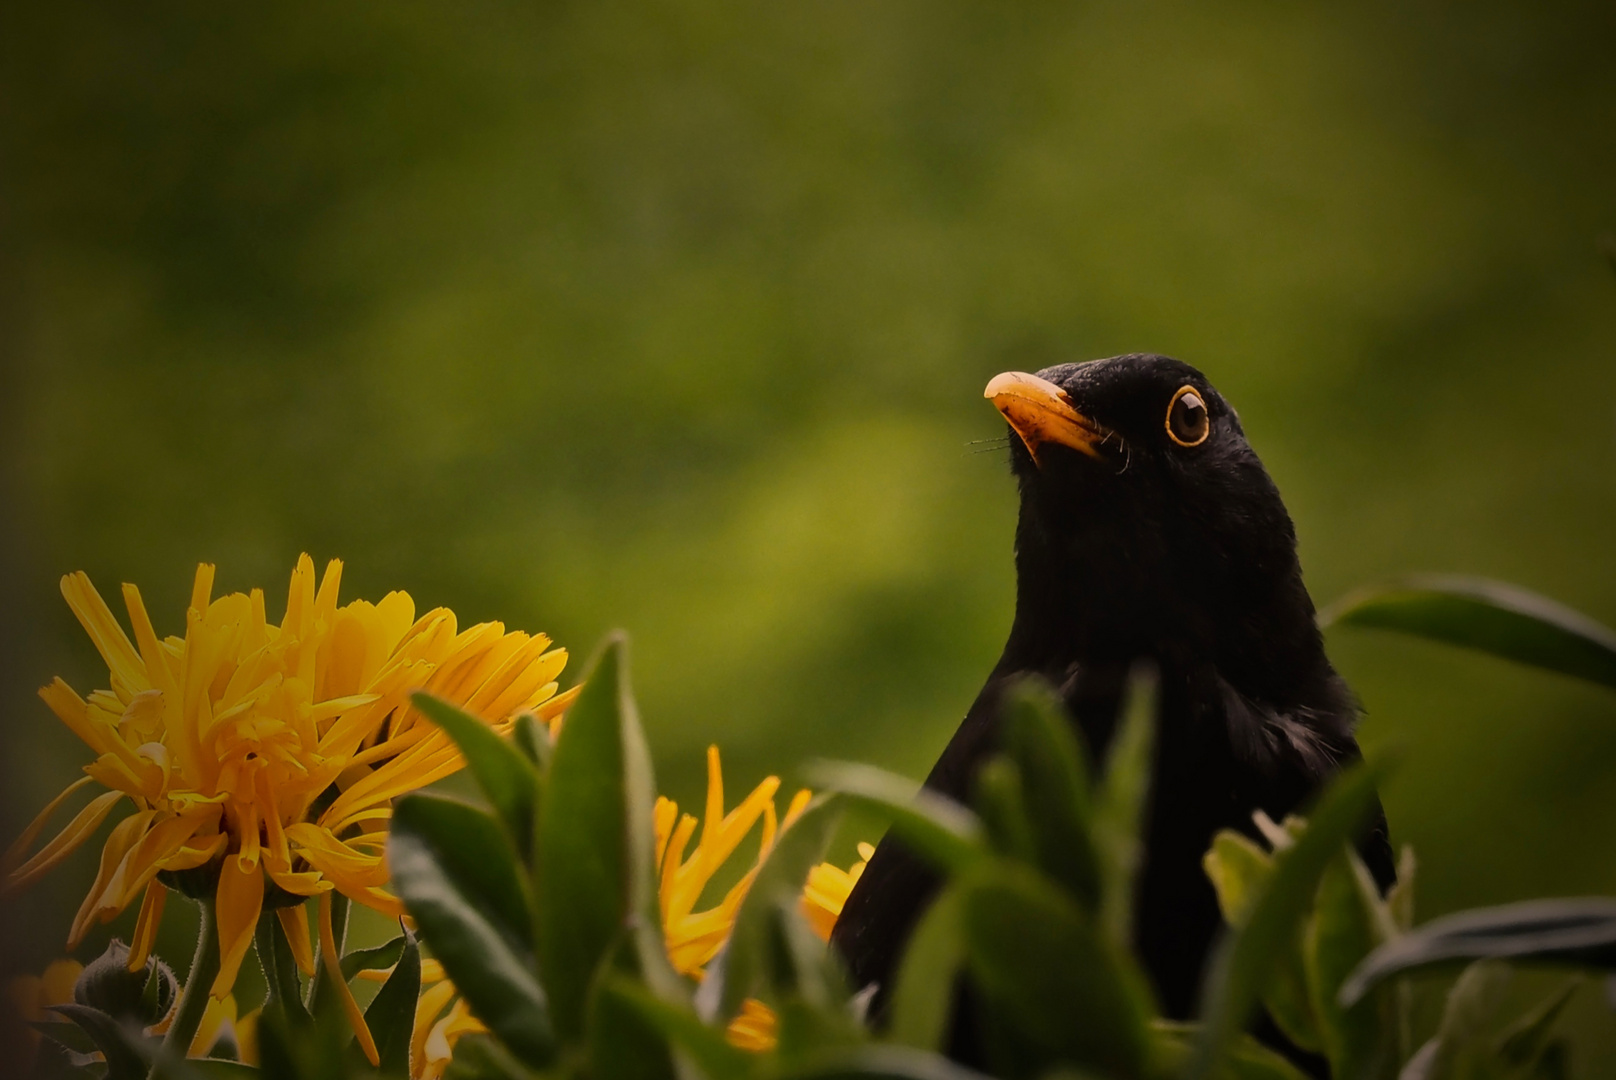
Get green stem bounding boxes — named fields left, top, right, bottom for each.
left=148, top=897, right=220, bottom=1079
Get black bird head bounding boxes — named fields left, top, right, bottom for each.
left=986, top=353, right=1331, bottom=708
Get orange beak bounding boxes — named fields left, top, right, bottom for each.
left=984, top=371, right=1106, bottom=466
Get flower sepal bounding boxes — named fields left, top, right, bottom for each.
left=73, top=937, right=177, bottom=1029
left=157, top=861, right=221, bottom=903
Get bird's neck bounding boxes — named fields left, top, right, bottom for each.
left=1000, top=502, right=1334, bottom=710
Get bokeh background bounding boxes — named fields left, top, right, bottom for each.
left=3, top=0, right=1614, bottom=1069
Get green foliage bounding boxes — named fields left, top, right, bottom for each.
left=32, top=571, right=1616, bottom=1080
left=1322, top=578, right=1616, bottom=691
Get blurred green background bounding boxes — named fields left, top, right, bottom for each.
left=2, top=0, right=1614, bottom=1065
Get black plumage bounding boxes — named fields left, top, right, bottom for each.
left=831, top=354, right=1393, bottom=1039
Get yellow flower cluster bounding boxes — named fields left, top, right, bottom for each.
left=2, top=557, right=573, bottom=1025
left=4, top=557, right=872, bottom=1070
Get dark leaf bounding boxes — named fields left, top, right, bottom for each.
left=411, top=692, right=542, bottom=859
left=340, top=935, right=407, bottom=982
left=50, top=1004, right=147, bottom=1080
left=1340, top=898, right=1616, bottom=1005
left=1190, top=760, right=1390, bottom=1080
left=803, top=762, right=985, bottom=875
left=776, top=1044, right=994, bottom=1080
left=389, top=796, right=554, bottom=1068
left=363, top=926, right=422, bottom=1076
left=1321, top=576, right=1616, bottom=691
left=600, top=978, right=753, bottom=1080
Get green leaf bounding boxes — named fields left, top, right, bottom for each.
left=1386, top=846, right=1417, bottom=934
left=1416, top=960, right=1514, bottom=1080
left=362, top=927, right=421, bottom=1076
left=1202, top=831, right=1319, bottom=1054
left=50, top=1004, right=148, bottom=1080
left=1305, top=850, right=1396, bottom=1080
left=1340, top=898, right=1616, bottom=1005
left=716, top=793, right=845, bottom=1019
left=439, top=1034, right=536, bottom=1080
left=1149, top=1021, right=1311, bottom=1080
left=33, top=1018, right=100, bottom=1055
left=534, top=634, right=675, bottom=1041
left=970, top=757, right=1035, bottom=864
left=601, top=978, right=754, bottom=1080
left=411, top=692, right=542, bottom=859
left=586, top=971, right=679, bottom=1080
left=803, top=761, right=986, bottom=874
left=887, top=884, right=966, bottom=1052
left=340, top=935, right=407, bottom=982
left=1092, top=665, right=1158, bottom=950
left=776, top=1044, right=994, bottom=1080
left=1496, top=978, right=1581, bottom=1073
left=389, top=796, right=554, bottom=1068
left=1190, top=759, right=1390, bottom=1080
left=1000, top=680, right=1103, bottom=909
left=512, top=712, right=553, bottom=772
left=393, top=793, right=533, bottom=950
left=1321, top=576, right=1616, bottom=691
left=960, top=862, right=1152, bottom=1077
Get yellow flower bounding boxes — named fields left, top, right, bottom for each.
left=655, top=746, right=812, bottom=978
left=649, top=745, right=875, bottom=1054
left=801, top=842, right=875, bottom=942
left=1, top=555, right=574, bottom=1055
left=6, top=959, right=84, bottom=1072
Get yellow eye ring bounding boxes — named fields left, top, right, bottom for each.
left=1165, top=385, right=1210, bottom=447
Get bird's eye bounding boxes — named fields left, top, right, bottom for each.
left=1165, top=386, right=1210, bottom=447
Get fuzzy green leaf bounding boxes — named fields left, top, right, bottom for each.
left=411, top=692, right=542, bottom=859
left=534, top=635, right=676, bottom=1041
left=389, top=795, right=554, bottom=1067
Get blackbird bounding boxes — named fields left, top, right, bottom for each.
left=831, top=354, right=1394, bottom=1038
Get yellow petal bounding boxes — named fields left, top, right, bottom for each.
left=60, top=573, right=147, bottom=695
left=276, top=905, right=316, bottom=976
left=320, top=892, right=379, bottom=1066
left=211, top=855, right=265, bottom=999
left=2, top=790, right=125, bottom=897
left=69, top=809, right=155, bottom=947
left=2, top=776, right=94, bottom=877
left=41, top=960, right=84, bottom=1006
left=411, top=979, right=458, bottom=1074
left=127, top=881, right=169, bottom=970
left=190, top=994, right=236, bottom=1056
left=725, top=998, right=778, bottom=1052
